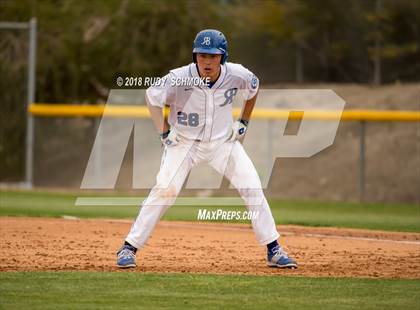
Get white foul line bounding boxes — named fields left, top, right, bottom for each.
left=289, top=232, right=420, bottom=246
left=64, top=217, right=420, bottom=246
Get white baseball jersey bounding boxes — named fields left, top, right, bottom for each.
left=146, top=62, right=259, bottom=141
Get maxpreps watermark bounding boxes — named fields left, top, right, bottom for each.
left=116, top=76, right=210, bottom=87
left=197, top=209, right=259, bottom=221
left=80, top=89, right=345, bottom=191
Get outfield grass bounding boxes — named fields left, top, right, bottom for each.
left=0, top=272, right=419, bottom=310
left=1, top=190, right=419, bottom=232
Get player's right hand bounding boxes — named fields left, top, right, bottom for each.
left=160, top=129, right=179, bottom=146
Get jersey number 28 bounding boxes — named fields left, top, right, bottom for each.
left=177, top=111, right=199, bottom=127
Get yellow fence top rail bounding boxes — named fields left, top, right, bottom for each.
left=29, top=103, right=420, bottom=122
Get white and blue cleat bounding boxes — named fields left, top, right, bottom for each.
left=116, top=245, right=137, bottom=268
left=267, top=245, right=298, bottom=269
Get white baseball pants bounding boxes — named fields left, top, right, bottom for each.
left=125, top=137, right=280, bottom=249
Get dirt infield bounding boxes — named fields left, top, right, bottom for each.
left=1, top=217, right=419, bottom=279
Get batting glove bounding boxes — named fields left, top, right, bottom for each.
left=160, top=129, right=179, bottom=146
left=229, top=119, right=248, bottom=142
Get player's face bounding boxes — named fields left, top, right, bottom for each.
left=196, top=53, right=222, bottom=82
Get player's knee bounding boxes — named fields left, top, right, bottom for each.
left=154, top=184, right=178, bottom=199
left=233, top=177, right=262, bottom=191
left=237, top=188, right=264, bottom=203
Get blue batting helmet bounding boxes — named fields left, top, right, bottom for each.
left=192, top=29, right=228, bottom=64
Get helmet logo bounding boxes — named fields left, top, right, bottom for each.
left=201, top=36, right=211, bottom=46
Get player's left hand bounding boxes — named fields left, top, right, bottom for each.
left=229, top=119, right=248, bottom=142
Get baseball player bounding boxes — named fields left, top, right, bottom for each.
left=117, top=29, right=297, bottom=269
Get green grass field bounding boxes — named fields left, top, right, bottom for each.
left=0, top=272, right=419, bottom=310
left=1, top=190, right=419, bottom=232
left=1, top=190, right=419, bottom=309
